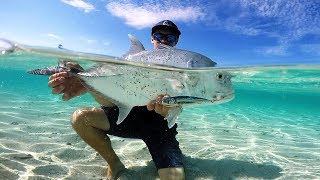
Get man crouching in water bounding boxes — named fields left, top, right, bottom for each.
left=48, top=20, right=185, bottom=180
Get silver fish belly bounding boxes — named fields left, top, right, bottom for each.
left=76, top=63, right=234, bottom=128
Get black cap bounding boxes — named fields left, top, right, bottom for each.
left=151, top=20, right=181, bottom=36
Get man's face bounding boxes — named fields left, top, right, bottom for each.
left=151, top=29, right=179, bottom=49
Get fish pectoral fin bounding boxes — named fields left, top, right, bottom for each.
left=165, top=106, right=183, bottom=128
left=116, top=106, right=132, bottom=125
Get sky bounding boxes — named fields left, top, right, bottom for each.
left=0, top=0, right=320, bottom=66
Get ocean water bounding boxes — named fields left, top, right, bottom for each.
left=0, top=52, right=319, bottom=179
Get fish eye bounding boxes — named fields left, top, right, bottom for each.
left=216, top=73, right=224, bottom=80
left=169, top=98, right=176, bottom=104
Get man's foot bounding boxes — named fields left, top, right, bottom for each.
left=107, top=168, right=139, bottom=180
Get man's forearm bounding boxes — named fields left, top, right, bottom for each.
left=89, top=91, right=115, bottom=107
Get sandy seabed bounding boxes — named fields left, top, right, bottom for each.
left=0, top=91, right=319, bottom=179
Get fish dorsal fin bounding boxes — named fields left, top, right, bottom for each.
left=116, top=105, right=132, bottom=125
left=158, top=43, right=173, bottom=49
left=123, top=34, right=145, bottom=58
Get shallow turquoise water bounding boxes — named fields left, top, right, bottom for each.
left=0, top=53, right=319, bottom=179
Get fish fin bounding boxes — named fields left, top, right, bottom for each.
left=116, top=106, right=132, bottom=125
left=27, top=66, right=66, bottom=75
left=165, top=106, right=183, bottom=128
left=122, top=34, right=145, bottom=58
left=158, top=43, right=173, bottom=49
left=27, top=58, right=69, bottom=75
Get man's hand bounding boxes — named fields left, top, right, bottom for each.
left=48, top=62, right=88, bottom=101
left=147, top=94, right=170, bottom=117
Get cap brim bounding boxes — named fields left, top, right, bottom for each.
left=152, top=25, right=181, bottom=35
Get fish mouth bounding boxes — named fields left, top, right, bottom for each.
left=211, top=92, right=235, bottom=103
left=181, top=92, right=235, bottom=105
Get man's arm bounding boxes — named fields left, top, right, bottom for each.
left=48, top=71, right=115, bottom=106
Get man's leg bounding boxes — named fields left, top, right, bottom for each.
left=71, top=107, right=125, bottom=178
left=145, top=139, right=185, bottom=180
left=158, top=167, right=185, bottom=180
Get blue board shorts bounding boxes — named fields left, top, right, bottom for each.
left=102, top=106, right=184, bottom=169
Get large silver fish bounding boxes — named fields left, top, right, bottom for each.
left=27, top=35, right=234, bottom=128
left=123, top=34, right=216, bottom=68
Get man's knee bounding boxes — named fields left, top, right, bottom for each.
left=158, top=167, right=185, bottom=180
left=71, top=107, right=88, bottom=125
left=71, top=107, right=109, bottom=131
left=71, top=107, right=99, bottom=126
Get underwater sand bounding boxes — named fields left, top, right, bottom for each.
left=0, top=54, right=319, bottom=179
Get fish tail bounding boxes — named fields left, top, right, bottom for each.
left=27, top=66, right=66, bottom=75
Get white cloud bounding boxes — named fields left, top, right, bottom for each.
left=106, top=1, right=205, bottom=29
left=216, top=0, right=320, bottom=55
left=240, top=1, right=319, bottom=37
left=300, top=44, right=320, bottom=55
left=103, top=41, right=111, bottom=46
left=104, top=0, right=320, bottom=56
left=47, top=33, right=63, bottom=40
left=236, top=1, right=311, bottom=37
left=61, top=0, right=95, bottom=13
left=0, top=32, right=10, bottom=37
left=79, top=37, right=97, bottom=44
left=85, top=39, right=97, bottom=44
left=255, top=45, right=289, bottom=56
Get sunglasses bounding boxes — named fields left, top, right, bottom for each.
left=153, top=33, right=177, bottom=43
